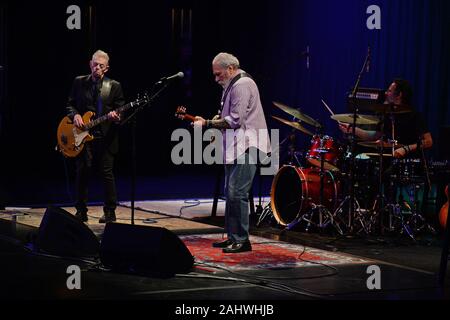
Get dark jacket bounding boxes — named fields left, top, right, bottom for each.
left=66, top=75, right=125, bottom=154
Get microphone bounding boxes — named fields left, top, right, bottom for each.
left=159, top=71, right=184, bottom=82
left=366, top=46, right=371, bottom=73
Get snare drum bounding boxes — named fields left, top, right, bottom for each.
left=392, top=158, right=424, bottom=183
left=306, top=135, right=341, bottom=171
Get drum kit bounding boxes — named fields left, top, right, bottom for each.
left=260, top=100, right=435, bottom=239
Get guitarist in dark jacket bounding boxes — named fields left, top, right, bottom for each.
left=66, top=50, right=125, bottom=223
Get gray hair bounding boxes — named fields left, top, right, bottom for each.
left=212, top=52, right=240, bottom=69
left=92, top=50, right=110, bottom=64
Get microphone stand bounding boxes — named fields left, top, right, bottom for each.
left=121, top=80, right=172, bottom=225
left=418, top=136, right=432, bottom=193
left=348, top=48, right=371, bottom=234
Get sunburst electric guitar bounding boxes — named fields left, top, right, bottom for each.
left=57, top=94, right=149, bottom=158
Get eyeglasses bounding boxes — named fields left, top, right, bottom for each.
left=92, top=62, right=108, bottom=70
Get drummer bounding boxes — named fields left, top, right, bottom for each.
left=339, top=79, right=433, bottom=158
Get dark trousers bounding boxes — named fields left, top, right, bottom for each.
left=75, top=141, right=117, bottom=213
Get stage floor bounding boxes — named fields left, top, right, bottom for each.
left=0, top=199, right=449, bottom=303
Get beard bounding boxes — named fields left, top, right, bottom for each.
left=219, top=78, right=231, bottom=89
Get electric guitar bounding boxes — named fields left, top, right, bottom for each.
left=175, top=106, right=196, bottom=122
left=439, top=185, right=449, bottom=229
left=57, top=94, right=149, bottom=158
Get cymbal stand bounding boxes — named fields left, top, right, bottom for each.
left=395, top=138, right=436, bottom=237
left=301, top=143, right=344, bottom=235
left=287, top=128, right=303, bottom=167
left=347, top=46, right=371, bottom=234
left=367, top=110, right=390, bottom=235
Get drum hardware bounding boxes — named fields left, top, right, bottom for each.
left=299, top=148, right=344, bottom=235
left=368, top=110, right=434, bottom=239
left=256, top=202, right=275, bottom=227
left=341, top=52, right=370, bottom=234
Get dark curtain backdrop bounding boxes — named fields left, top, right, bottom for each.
left=1, top=0, right=449, bottom=205
left=191, top=0, right=450, bottom=158
left=266, top=0, right=450, bottom=157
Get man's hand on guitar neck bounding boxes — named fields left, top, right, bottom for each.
left=108, top=110, right=121, bottom=123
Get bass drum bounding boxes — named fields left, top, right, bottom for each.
left=270, top=166, right=341, bottom=226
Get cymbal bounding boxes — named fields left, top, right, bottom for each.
left=366, top=103, right=412, bottom=114
left=358, top=141, right=404, bottom=149
left=331, top=113, right=379, bottom=125
left=273, top=101, right=321, bottom=128
left=272, top=116, right=314, bottom=136
left=363, top=153, right=393, bottom=157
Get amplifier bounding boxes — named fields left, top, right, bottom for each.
left=347, top=87, right=385, bottom=111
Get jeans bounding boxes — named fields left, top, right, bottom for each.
left=224, top=151, right=257, bottom=243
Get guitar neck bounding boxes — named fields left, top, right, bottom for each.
left=182, top=114, right=196, bottom=122
left=85, top=102, right=133, bottom=130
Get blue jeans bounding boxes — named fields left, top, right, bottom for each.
left=224, top=152, right=257, bottom=243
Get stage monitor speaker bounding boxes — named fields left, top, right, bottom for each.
left=100, top=223, right=194, bottom=276
left=36, top=206, right=99, bottom=258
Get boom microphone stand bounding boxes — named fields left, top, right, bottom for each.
left=347, top=47, right=371, bottom=234
left=121, top=78, right=175, bottom=225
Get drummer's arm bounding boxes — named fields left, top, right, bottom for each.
left=394, top=132, right=433, bottom=158
left=339, top=123, right=380, bottom=141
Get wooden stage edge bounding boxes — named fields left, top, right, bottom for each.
left=0, top=206, right=224, bottom=236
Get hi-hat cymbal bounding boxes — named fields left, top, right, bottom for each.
left=272, top=116, right=314, bottom=136
left=273, top=101, right=321, bottom=128
left=366, top=103, right=412, bottom=114
left=358, top=141, right=404, bottom=149
left=363, top=153, right=393, bottom=157
left=331, top=114, right=379, bottom=125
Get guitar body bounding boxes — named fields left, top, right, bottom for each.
left=57, top=112, right=95, bottom=158
left=439, top=185, right=449, bottom=229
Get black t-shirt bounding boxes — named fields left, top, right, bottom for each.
left=383, top=111, right=428, bottom=157
left=383, top=111, right=427, bottom=144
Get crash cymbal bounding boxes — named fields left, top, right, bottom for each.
left=273, top=101, right=321, bottom=128
left=331, top=114, right=379, bottom=125
left=366, top=103, right=412, bottom=114
left=271, top=116, right=314, bottom=136
left=358, top=141, right=404, bottom=149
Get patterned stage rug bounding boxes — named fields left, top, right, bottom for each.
left=180, top=234, right=372, bottom=271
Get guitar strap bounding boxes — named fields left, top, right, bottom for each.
left=219, top=71, right=251, bottom=115
left=100, top=78, right=112, bottom=102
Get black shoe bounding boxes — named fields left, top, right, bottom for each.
left=75, top=210, right=88, bottom=222
left=222, top=241, right=252, bottom=253
left=99, top=211, right=116, bottom=224
left=212, top=239, right=234, bottom=248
